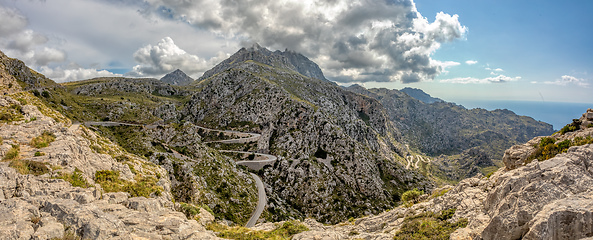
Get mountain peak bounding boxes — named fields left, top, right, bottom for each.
left=160, top=69, right=194, bottom=86
left=199, top=45, right=327, bottom=81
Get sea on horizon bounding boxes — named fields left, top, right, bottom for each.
left=449, top=100, right=592, bottom=131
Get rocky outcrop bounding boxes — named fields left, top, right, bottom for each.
left=160, top=69, right=194, bottom=86
left=0, top=88, right=219, bottom=238
left=0, top=165, right=219, bottom=240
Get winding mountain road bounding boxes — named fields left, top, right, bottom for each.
left=405, top=155, right=431, bottom=170
left=84, top=121, right=273, bottom=227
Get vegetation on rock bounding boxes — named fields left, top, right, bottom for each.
left=3, top=144, right=20, bottom=160
left=9, top=159, right=50, bottom=175
left=94, top=170, right=162, bottom=198
left=393, top=209, right=467, bottom=240
left=207, top=220, right=309, bottom=240
left=30, top=131, right=56, bottom=148
left=55, top=168, right=91, bottom=188
left=528, top=135, right=593, bottom=161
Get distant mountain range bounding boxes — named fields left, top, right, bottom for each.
left=400, top=87, right=443, bottom=104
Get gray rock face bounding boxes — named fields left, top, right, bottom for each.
left=71, top=77, right=188, bottom=97
left=186, top=60, right=430, bottom=223
left=0, top=88, right=218, bottom=239
left=160, top=69, right=194, bottom=86
left=286, top=120, right=593, bottom=240
left=199, top=44, right=327, bottom=81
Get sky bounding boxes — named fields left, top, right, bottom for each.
left=0, top=0, right=591, bottom=104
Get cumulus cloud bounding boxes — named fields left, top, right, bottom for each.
left=465, top=60, right=478, bottom=65
left=440, top=75, right=521, bottom=84
left=128, top=37, right=216, bottom=78
left=138, top=0, right=467, bottom=83
left=0, top=4, right=66, bottom=67
left=39, top=64, right=122, bottom=83
left=544, top=75, right=589, bottom=87
left=0, top=6, right=27, bottom=36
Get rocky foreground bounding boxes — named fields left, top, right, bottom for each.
left=0, top=93, right=220, bottom=239
left=288, top=109, right=593, bottom=240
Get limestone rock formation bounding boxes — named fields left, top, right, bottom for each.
left=199, top=43, right=327, bottom=81
left=160, top=69, right=194, bottom=86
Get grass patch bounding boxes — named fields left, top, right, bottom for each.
left=30, top=131, right=56, bottom=148
left=393, top=209, right=468, bottom=240
left=9, top=159, right=50, bottom=175
left=55, top=168, right=91, bottom=188
left=94, top=170, right=163, bottom=198
left=207, top=220, right=309, bottom=240
left=3, top=144, right=20, bottom=160
left=0, top=104, right=24, bottom=122
left=430, top=188, right=450, bottom=199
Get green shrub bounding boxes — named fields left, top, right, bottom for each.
left=9, top=159, right=49, bottom=175
left=180, top=203, right=201, bottom=218
left=530, top=136, right=593, bottom=161
left=30, top=131, right=56, bottom=148
left=3, top=144, right=20, bottom=160
left=393, top=209, right=467, bottom=240
left=559, top=119, right=581, bottom=134
left=401, top=188, right=423, bottom=203
left=55, top=168, right=90, bottom=188
left=34, top=151, right=45, bottom=156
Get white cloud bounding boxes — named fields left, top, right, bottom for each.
left=432, top=60, right=460, bottom=74
left=465, top=60, right=478, bottom=65
left=39, top=64, right=122, bottom=83
left=0, top=6, right=27, bottom=36
left=137, top=0, right=467, bottom=83
left=544, top=75, right=589, bottom=87
left=440, top=75, right=521, bottom=84
left=494, top=68, right=503, bottom=72
left=128, top=37, right=212, bottom=78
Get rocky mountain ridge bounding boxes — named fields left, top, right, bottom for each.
left=400, top=87, right=443, bottom=104
left=199, top=43, right=327, bottom=81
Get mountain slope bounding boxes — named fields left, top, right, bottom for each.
left=160, top=69, right=194, bottom=86
left=348, top=85, right=554, bottom=182
left=187, top=50, right=431, bottom=223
